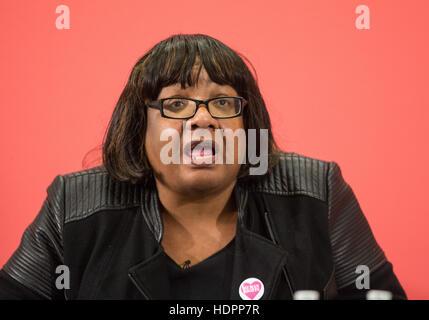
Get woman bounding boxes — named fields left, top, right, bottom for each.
left=0, top=34, right=406, bottom=300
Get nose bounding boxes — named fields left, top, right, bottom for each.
left=188, top=103, right=219, bottom=131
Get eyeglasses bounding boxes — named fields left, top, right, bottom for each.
left=146, top=96, right=247, bottom=119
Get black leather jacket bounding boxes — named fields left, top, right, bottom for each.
left=0, top=152, right=407, bottom=300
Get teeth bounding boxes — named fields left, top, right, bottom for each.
left=183, top=140, right=217, bottom=164
left=191, top=148, right=213, bottom=158
left=190, top=146, right=214, bottom=164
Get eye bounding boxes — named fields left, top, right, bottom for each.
left=214, top=98, right=231, bottom=106
left=213, top=98, right=235, bottom=108
left=172, top=101, right=184, bottom=107
left=165, top=99, right=188, bottom=109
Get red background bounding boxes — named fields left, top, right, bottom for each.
left=0, top=0, right=428, bottom=299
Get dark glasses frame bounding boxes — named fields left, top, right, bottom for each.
left=146, top=96, right=248, bottom=119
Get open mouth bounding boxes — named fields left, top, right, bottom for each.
left=183, top=139, right=219, bottom=164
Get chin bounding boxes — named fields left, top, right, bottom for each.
left=179, top=167, right=232, bottom=193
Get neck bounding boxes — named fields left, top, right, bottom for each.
left=155, top=179, right=238, bottom=228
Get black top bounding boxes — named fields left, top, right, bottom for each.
left=165, top=237, right=236, bottom=299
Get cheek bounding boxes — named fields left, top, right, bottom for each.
left=145, top=111, right=183, bottom=165
left=144, top=112, right=164, bottom=165
left=219, top=117, right=244, bottom=131
left=219, top=117, right=246, bottom=165
left=145, top=118, right=158, bottom=158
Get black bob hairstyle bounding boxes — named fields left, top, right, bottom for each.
left=100, top=33, right=280, bottom=184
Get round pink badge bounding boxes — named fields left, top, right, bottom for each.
left=239, top=277, right=264, bottom=300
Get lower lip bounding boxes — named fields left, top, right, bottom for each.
left=192, top=155, right=216, bottom=165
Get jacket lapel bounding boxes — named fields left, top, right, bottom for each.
left=229, top=222, right=289, bottom=300
left=128, top=247, right=171, bottom=299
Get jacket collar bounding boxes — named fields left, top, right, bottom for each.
left=128, top=180, right=290, bottom=300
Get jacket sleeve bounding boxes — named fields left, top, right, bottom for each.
left=0, top=175, right=65, bottom=300
left=327, top=161, right=407, bottom=300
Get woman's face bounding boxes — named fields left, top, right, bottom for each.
left=145, top=66, right=244, bottom=196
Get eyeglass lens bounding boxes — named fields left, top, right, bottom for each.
left=162, top=97, right=241, bottom=118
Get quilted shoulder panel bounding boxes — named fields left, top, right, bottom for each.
left=63, top=166, right=144, bottom=224
left=246, top=151, right=330, bottom=201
